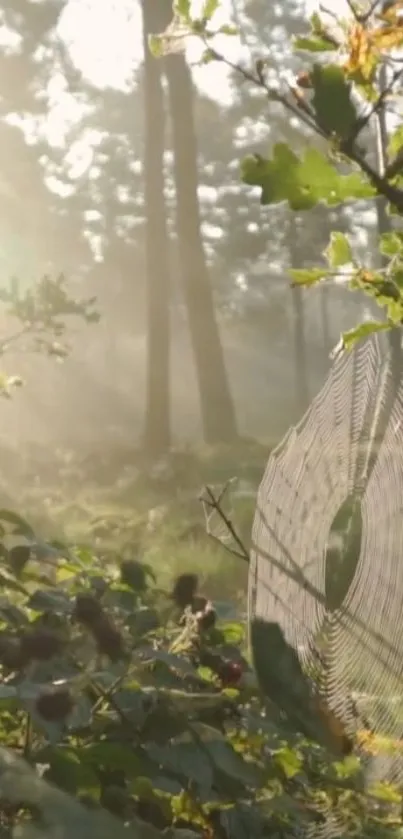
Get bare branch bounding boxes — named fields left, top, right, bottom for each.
left=200, top=483, right=250, bottom=562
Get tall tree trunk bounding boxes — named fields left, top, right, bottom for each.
left=376, top=64, right=401, bottom=391
left=288, top=213, right=309, bottom=413
left=320, top=285, right=331, bottom=360
left=142, top=0, right=171, bottom=455
left=165, top=53, right=238, bottom=443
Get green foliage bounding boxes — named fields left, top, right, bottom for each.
left=148, top=35, right=165, bottom=58
left=0, top=374, right=23, bottom=399
left=311, top=64, right=357, bottom=141
left=325, top=232, right=353, bottom=268
left=241, top=146, right=374, bottom=210
left=155, top=0, right=403, bottom=349
left=202, top=0, right=219, bottom=20
left=380, top=231, right=403, bottom=257
left=289, top=268, right=328, bottom=286
left=0, top=273, right=99, bottom=393
left=293, top=35, right=337, bottom=52
left=173, top=0, right=191, bottom=22
left=341, top=320, right=391, bottom=350
left=0, top=507, right=398, bottom=837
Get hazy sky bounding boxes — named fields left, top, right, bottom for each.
left=58, top=0, right=239, bottom=93
left=57, top=0, right=351, bottom=92
left=49, top=0, right=351, bottom=145
left=37, top=0, right=353, bottom=180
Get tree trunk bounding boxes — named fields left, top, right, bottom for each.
left=142, top=0, right=171, bottom=455
left=320, top=285, right=331, bottom=359
left=288, top=213, right=309, bottom=413
left=377, top=55, right=402, bottom=393
left=165, top=53, right=238, bottom=444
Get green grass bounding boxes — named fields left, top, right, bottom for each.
left=2, top=439, right=267, bottom=602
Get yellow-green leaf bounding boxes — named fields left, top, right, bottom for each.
left=289, top=268, right=327, bottom=287
left=202, top=0, right=219, bottom=19
left=174, top=0, right=191, bottom=20
left=325, top=232, right=353, bottom=267
left=342, top=320, right=390, bottom=351
left=312, top=64, right=357, bottom=140
left=294, top=35, right=337, bottom=52
left=148, top=35, right=164, bottom=57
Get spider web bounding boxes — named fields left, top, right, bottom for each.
left=249, top=334, right=403, bottom=793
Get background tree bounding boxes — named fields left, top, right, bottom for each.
left=166, top=48, right=238, bottom=443
left=142, top=0, right=172, bottom=455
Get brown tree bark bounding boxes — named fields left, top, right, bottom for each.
left=142, top=0, right=172, bottom=455
left=165, top=53, right=238, bottom=443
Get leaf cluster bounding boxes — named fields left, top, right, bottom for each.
left=0, top=274, right=99, bottom=397
left=152, top=0, right=403, bottom=350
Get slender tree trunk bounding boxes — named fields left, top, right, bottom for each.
left=376, top=64, right=401, bottom=390
left=288, top=213, right=309, bottom=413
left=142, top=0, right=171, bottom=455
left=165, top=53, right=238, bottom=443
left=320, top=285, right=331, bottom=359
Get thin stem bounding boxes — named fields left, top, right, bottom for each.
left=23, top=712, right=32, bottom=761
left=201, top=483, right=250, bottom=562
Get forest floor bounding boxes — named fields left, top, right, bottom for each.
left=1, top=437, right=272, bottom=603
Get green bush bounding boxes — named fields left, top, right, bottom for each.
left=0, top=508, right=399, bottom=838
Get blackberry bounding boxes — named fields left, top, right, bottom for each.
left=171, top=573, right=198, bottom=608
left=93, top=617, right=125, bottom=661
left=20, top=629, right=64, bottom=662
left=74, top=594, right=104, bottom=627
left=120, top=560, right=147, bottom=592
left=36, top=688, right=73, bottom=722
left=8, top=545, right=31, bottom=575
left=0, top=635, right=26, bottom=671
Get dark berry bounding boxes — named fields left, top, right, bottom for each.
left=191, top=595, right=208, bottom=613
left=78, top=795, right=98, bottom=810
left=36, top=688, right=73, bottom=721
left=100, top=785, right=128, bottom=816
left=74, top=594, right=104, bottom=627
left=0, top=635, right=26, bottom=671
left=8, top=545, right=31, bottom=574
left=120, top=560, right=147, bottom=591
left=198, top=650, right=223, bottom=673
left=20, top=629, right=64, bottom=662
left=171, top=574, right=198, bottom=608
left=93, top=617, right=124, bottom=661
left=136, top=800, right=168, bottom=829
left=218, top=661, right=243, bottom=687
left=195, top=600, right=217, bottom=632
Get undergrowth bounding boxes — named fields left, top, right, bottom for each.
left=0, top=507, right=400, bottom=838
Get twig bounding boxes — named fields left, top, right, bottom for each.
left=201, top=483, right=250, bottom=563
left=204, top=44, right=328, bottom=138
left=23, top=713, right=32, bottom=761
left=0, top=325, right=31, bottom=355
left=361, top=0, right=384, bottom=23
left=348, top=66, right=403, bottom=146
left=68, top=654, right=133, bottom=730
left=202, top=40, right=403, bottom=215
